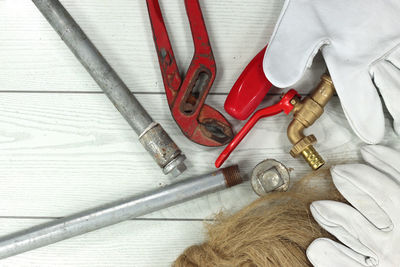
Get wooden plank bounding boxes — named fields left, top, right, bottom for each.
left=1, top=1, right=398, bottom=266
left=0, top=0, right=323, bottom=94
left=0, top=218, right=204, bottom=266
left=0, top=92, right=397, bottom=219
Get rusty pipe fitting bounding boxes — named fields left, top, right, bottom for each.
left=287, top=75, right=335, bottom=170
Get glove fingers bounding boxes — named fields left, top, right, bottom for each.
left=324, top=53, right=385, bottom=144
left=371, top=59, right=400, bottom=135
left=332, top=164, right=397, bottom=229
left=310, top=201, right=379, bottom=258
left=307, top=238, right=369, bottom=267
left=361, top=145, right=400, bottom=182
left=263, top=0, right=327, bottom=88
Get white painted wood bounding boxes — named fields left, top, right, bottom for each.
left=0, top=0, right=399, bottom=265
left=0, top=0, right=285, bottom=94
left=0, top=219, right=204, bottom=266
left=0, top=93, right=397, bottom=220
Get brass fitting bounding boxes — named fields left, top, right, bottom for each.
left=287, top=75, right=335, bottom=170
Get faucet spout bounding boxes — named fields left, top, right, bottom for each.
left=287, top=75, right=335, bottom=170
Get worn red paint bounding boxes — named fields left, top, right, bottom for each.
left=147, top=0, right=233, bottom=147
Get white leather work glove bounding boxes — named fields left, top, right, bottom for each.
left=306, top=145, right=400, bottom=267
left=263, top=0, right=400, bottom=144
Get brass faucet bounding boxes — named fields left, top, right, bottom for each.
left=215, top=74, right=335, bottom=170
left=287, top=75, right=335, bottom=170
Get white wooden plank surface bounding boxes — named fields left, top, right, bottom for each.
left=0, top=0, right=284, bottom=93
left=0, top=0, right=399, bottom=266
left=0, top=219, right=205, bottom=267
left=0, top=93, right=397, bottom=220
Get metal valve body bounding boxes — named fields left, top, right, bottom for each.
left=287, top=75, right=335, bottom=170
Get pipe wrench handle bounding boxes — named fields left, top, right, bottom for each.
left=147, top=0, right=182, bottom=106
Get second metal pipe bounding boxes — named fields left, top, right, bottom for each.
left=0, top=166, right=242, bottom=259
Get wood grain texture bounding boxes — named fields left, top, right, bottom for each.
left=0, top=219, right=204, bottom=266
left=1, top=0, right=400, bottom=266
left=0, top=92, right=397, bottom=220
left=0, top=0, right=285, bottom=93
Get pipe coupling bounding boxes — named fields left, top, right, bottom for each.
left=290, top=135, right=324, bottom=170
left=139, top=123, right=186, bottom=176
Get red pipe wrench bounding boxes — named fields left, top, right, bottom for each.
left=147, top=0, right=233, bottom=147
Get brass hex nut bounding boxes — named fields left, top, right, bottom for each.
left=290, top=135, right=317, bottom=157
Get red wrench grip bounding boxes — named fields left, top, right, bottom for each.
left=147, top=0, right=181, bottom=103
left=215, top=89, right=298, bottom=168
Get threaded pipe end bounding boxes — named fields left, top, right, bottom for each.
left=222, top=165, right=243, bottom=187
left=301, top=146, right=325, bottom=170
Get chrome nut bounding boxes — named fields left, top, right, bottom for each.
left=251, top=159, right=290, bottom=196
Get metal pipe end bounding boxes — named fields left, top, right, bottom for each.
left=290, top=135, right=317, bottom=157
left=301, top=146, right=325, bottom=170
left=163, top=154, right=187, bottom=177
left=139, top=123, right=186, bottom=176
left=221, top=165, right=243, bottom=187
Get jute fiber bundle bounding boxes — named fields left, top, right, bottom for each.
left=174, top=168, right=345, bottom=267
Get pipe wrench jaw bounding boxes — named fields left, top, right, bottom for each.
left=198, top=106, right=233, bottom=146
left=147, top=0, right=233, bottom=147
left=172, top=102, right=233, bottom=147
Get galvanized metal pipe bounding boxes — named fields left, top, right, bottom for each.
left=32, top=0, right=186, bottom=176
left=0, top=166, right=242, bottom=259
